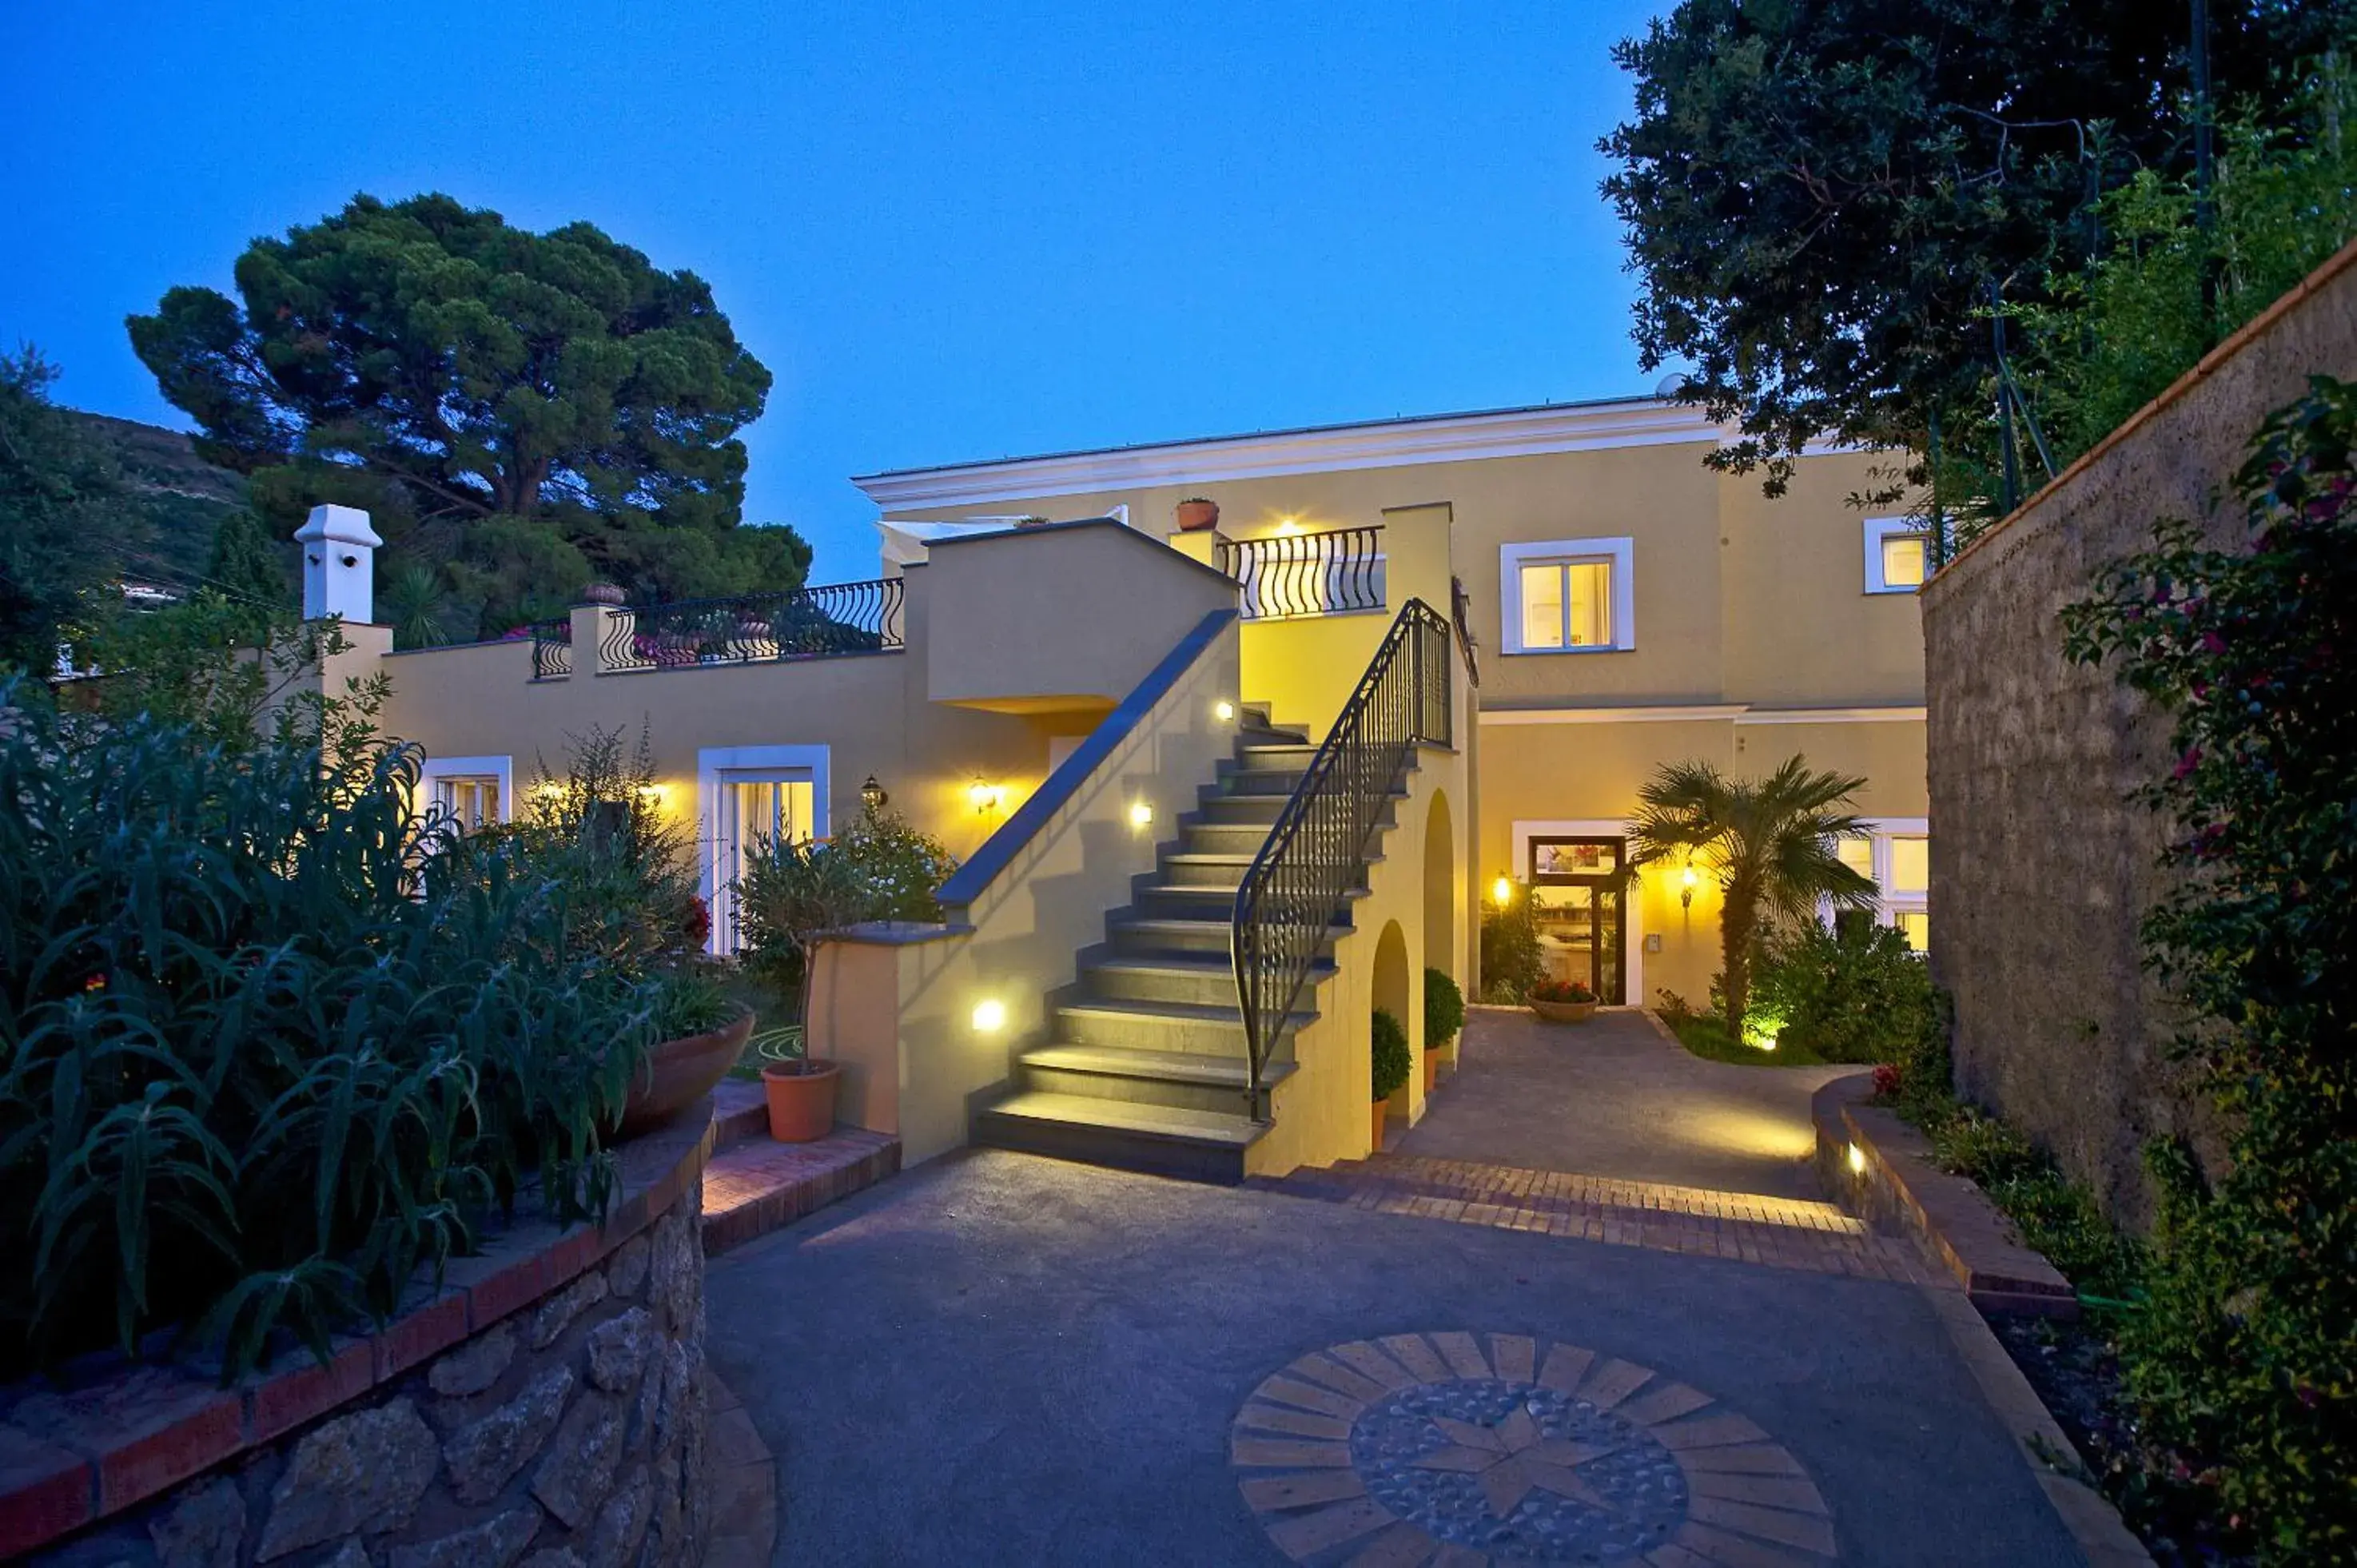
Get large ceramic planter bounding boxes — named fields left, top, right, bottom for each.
left=1176, top=499, right=1221, bottom=531
left=762, top=1059, right=841, bottom=1142
left=1371, top=1100, right=1388, bottom=1152
left=616, top=1009, right=753, bottom=1137
left=1529, top=999, right=1599, bottom=1025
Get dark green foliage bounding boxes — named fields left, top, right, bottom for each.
left=1660, top=1009, right=1825, bottom=1068
left=2063, top=377, right=2357, bottom=1559
left=128, top=193, right=811, bottom=639
left=1925, top=1110, right=2148, bottom=1300
left=1602, top=1, right=2355, bottom=507
left=1371, top=1008, right=1412, bottom=1102
left=1750, top=921, right=1936, bottom=1065
left=651, top=967, right=739, bottom=1041
left=1626, top=756, right=1876, bottom=1045
left=836, top=808, right=961, bottom=924
left=1423, top=968, right=1464, bottom=1053
left=1478, top=882, right=1544, bottom=1002
left=77, top=591, right=324, bottom=750
left=201, top=507, right=292, bottom=611
left=0, top=679, right=659, bottom=1379
left=736, top=808, right=959, bottom=1006
left=0, top=349, right=143, bottom=671
left=64, top=412, right=250, bottom=591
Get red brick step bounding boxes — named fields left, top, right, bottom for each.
left=698, top=1085, right=901, bottom=1256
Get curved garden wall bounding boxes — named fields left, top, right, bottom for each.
left=0, top=1102, right=714, bottom=1568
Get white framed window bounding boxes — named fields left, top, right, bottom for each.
left=699, top=745, right=830, bottom=954
left=1500, top=537, right=1635, bottom=655
left=417, top=755, right=512, bottom=834
left=1863, top=517, right=1930, bottom=594
left=1828, top=818, right=1929, bottom=952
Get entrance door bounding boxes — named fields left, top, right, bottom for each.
left=1528, top=835, right=1627, bottom=1004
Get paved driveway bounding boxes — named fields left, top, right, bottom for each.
left=705, top=1149, right=2086, bottom=1566
left=1402, top=1009, right=1861, bottom=1200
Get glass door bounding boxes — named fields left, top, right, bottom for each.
left=1528, top=836, right=1627, bottom=1004
left=714, top=770, right=816, bottom=952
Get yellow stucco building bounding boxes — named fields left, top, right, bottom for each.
left=319, top=390, right=1925, bottom=1184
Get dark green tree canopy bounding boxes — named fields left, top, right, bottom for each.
left=1600, top=0, right=2351, bottom=497
left=0, top=349, right=141, bottom=671
left=129, top=194, right=809, bottom=638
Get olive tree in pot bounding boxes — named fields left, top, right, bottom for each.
left=736, top=837, right=874, bottom=1140
left=1371, top=1008, right=1412, bottom=1152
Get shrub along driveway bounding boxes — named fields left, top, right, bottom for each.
left=704, top=1143, right=2087, bottom=1566
left=1402, top=1008, right=1861, bottom=1200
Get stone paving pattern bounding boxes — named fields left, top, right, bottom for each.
left=1254, top=1156, right=1945, bottom=1287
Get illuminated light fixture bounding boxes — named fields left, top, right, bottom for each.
left=1215, top=700, right=1236, bottom=722
left=1274, top=517, right=1303, bottom=535
left=1680, top=864, right=1701, bottom=910
left=969, top=778, right=1004, bottom=814
left=1846, top=1140, right=1867, bottom=1176
left=532, top=781, right=564, bottom=801
left=1129, top=801, right=1155, bottom=829
left=1491, top=876, right=1514, bottom=908
left=971, top=998, right=1007, bottom=1033
left=635, top=783, right=667, bottom=804
left=860, top=774, right=889, bottom=814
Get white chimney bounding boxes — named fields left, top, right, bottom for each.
left=293, top=504, right=382, bottom=623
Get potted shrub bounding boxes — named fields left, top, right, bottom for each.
left=1371, top=1007, right=1411, bottom=1152
left=1529, top=977, right=1599, bottom=1024
left=1175, top=497, right=1221, bottom=532
left=737, top=836, right=878, bottom=1142
left=1423, top=968, right=1464, bottom=1090
left=617, top=964, right=753, bottom=1137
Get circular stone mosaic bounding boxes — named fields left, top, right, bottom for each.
left=1231, top=1332, right=1836, bottom=1567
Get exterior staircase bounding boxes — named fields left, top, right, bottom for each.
left=973, top=706, right=1391, bottom=1184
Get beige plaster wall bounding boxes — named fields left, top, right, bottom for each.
left=810, top=618, right=1244, bottom=1162
left=1921, top=237, right=2357, bottom=1224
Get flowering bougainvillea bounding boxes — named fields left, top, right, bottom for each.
left=2064, top=375, right=2357, bottom=1560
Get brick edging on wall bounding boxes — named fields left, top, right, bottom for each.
left=1811, top=1078, right=2078, bottom=1317
left=0, top=1098, right=715, bottom=1559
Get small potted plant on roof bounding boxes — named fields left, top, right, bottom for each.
left=1371, top=1007, right=1411, bottom=1152
left=1528, top=977, right=1599, bottom=1025
left=1175, top=497, right=1220, bottom=532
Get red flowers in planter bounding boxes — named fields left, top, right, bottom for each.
left=1872, top=1063, right=1902, bottom=1099
left=1530, top=978, right=1596, bottom=1005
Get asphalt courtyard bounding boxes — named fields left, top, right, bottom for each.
left=707, top=1012, right=2095, bottom=1566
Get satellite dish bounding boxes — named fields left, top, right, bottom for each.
left=1655, top=373, right=1690, bottom=400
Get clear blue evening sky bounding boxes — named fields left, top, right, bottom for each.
left=2, top=2, right=1671, bottom=579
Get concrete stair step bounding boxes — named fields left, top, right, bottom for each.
left=973, top=1091, right=1265, bottom=1184
left=711, top=1080, right=769, bottom=1152
left=1159, top=851, right=1258, bottom=889
left=699, top=1124, right=902, bottom=1255
left=1196, top=793, right=1288, bottom=825
left=1020, top=1042, right=1297, bottom=1113
left=1178, top=819, right=1276, bottom=855
left=1108, top=915, right=1352, bottom=960
left=1085, top=952, right=1335, bottom=1008
left=1054, top=996, right=1316, bottom=1054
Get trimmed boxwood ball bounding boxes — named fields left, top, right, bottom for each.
left=1372, top=1008, right=1413, bottom=1102
left=1423, top=968, right=1464, bottom=1053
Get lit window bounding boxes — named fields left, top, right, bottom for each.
left=1501, top=537, right=1634, bottom=653
left=1864, top=517, right=1931, bottom=594
left=1895, top=910, right=1929, bottom=952
left=434, top=776, right=502, bottom=832
left=1888, top=837, right=1929, bottom=894
left=1881, top=534, right=1928, bottom=589
left=715, top=770, right=816, bottom=952
left=1834, top=837, right=1875, bottom=883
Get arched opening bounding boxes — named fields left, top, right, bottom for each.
left=1372, top=919, right=1413, bottom=1144
left=1423, top=789, right=1456, bottom=981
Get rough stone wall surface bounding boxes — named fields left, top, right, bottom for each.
left=26, top=1186, right=709, bottom=1568
left=1922, top=242, right=2357, bottom=1227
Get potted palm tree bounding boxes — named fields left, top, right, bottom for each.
left=1371, top=1008, right=1411, bottom=1152
left=735, top=836, right=876, bottom=1141
left=1626, top=754, right=1879, bottom=1049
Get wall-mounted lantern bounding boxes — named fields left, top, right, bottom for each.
left=861, top=774, right=889, bottom=814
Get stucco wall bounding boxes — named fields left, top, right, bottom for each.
left=1921, top=238, right=2357, bottom=1224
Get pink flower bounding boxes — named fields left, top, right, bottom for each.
left=2200, top=631, right=2228, bottom=655
left=2172, top=748, right=2203, bottom=780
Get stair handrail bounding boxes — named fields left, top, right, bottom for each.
left=1230, top=598, right=1455, bottom=1120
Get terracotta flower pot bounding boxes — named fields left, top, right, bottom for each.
left=616, top=1009, right=753, bottom=1138
left=1175, top=499, right=1220, bottom=532
left=1423, top=1053, right=1439, bottom=1092
left=1371, top=1100, right=1388, bottom=1152
left=762, top=1058, right=841, bottom=1142
left=1529, top=998, right=1599, bottom=1025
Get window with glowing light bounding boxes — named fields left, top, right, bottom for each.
left=1500, top=536, right=1634, bottom=654
left=1823, top=822, right=1929, bottom=953
left=1864, top=517, right=1931, bottom=593
left=432, top=776, right=502, bottom=833
left=714, top=770, right=816, bottom=952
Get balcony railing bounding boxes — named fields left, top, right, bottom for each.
left=591, top=579, right=906, bottom=674
left=1215, top=526, right=1384, bottom=620
left=529, top=617, right=571, bottom=680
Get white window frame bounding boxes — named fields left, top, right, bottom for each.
left=1826, top=817, right=1929, bottom=949
left=1863, top=516, right=1930, bottom=595
left=417, top=754, right=513, bottom=830
left=1499, top=536, right=1635, bottom=655
left=699, top=745, right=830, bottom=955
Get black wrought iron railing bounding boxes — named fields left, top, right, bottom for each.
left=1230, top=599, right=1455, bottom=1120
left=595, top=579, right=905, bottom=673
left=1450, top=575, right=1481, bottom=688
left=1215, top=526, right=1384, bottom=620
left=530, top=617, right=572, bottom=680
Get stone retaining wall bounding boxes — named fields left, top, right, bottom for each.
left=1920, top=237, right=2357, bottom=1225
left=0, top=1104, right=713, bottom=1568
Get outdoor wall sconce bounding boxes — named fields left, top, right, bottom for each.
left=860, top=774, right=889, bottom=814
left=1491, top=876, right=1514, bottom=907
left=634, top=783, right=667, bottom=807
left=1215, top=700, right=1236, bottom=722
left=1680, top=865, right=1700, bottom=910
left=969, top=778, right=1005, bottom=814
left=1129, top=801, right=1155, bottom=829
left=972, top=998, right=1007, bottom=1033
left=1846, top=1140, right=1868, bottom=1176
